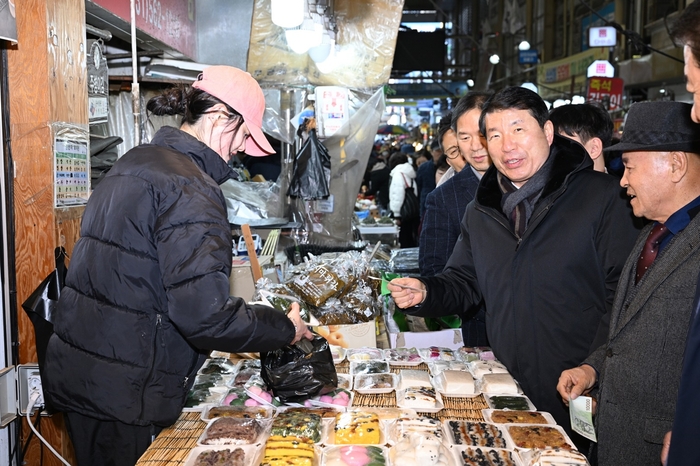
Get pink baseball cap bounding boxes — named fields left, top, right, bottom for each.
left=192, top=66, right=274, bottom=157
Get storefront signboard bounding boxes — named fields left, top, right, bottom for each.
left=89, top=0, right=195, bottom=58
left=587, top=77, right=624, bottom=111
left=537, top=48, right=608, bottom=85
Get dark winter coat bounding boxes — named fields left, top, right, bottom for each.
left=43, top=126, right=294, bottom=427
left=587, top=214, right=700, bottom=465
left=408, top=135, right=640, bottom=431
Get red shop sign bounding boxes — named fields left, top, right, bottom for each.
left=587, top=77, right=624, bottom=111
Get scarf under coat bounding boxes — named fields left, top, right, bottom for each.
left=497, top=154, right=555, bottom=239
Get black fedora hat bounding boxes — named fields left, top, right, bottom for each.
left=604, top=101, right=700, bottom=153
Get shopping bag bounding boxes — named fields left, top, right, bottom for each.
left=21, top=246, right=67, bottom=413
left=260, top=334, right=337, bottom=403
left=287, top=118, right=332, bottom=200
left=400, top=175, right=419, bottom=221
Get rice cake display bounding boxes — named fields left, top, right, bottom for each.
left=322, top=445, right=387, bottom=466
left=484, top=410, right=552, bottom=425
left=394, top=416, right=444, bottom=440
left=333, top=411, right=381, bottom=444
left=199, top=418, right=263, bottom=445
left=270, top=411, right=323, bottom=443
left=389, top=431, right=452, bottom=466
left=485, top=395, right=535, bottom=411
left=455, top=447, right=519, bottom=466
left=506, top=425, right=572, bottom=450
left=193, top=447, right=246, bottom=466
left=519, top=448, right=588, bottom=465
left=446, top=421, right=508, bottom=449
left=480, top=374, right=518, bottom=394
left=262, top=438, right=315, bottom=466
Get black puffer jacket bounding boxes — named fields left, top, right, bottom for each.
left=410, top=136, right=640, bottom=431
left=43, top=126, right=294, bottom=426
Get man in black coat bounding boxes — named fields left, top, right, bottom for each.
left=389, top=87, right=640, bottom=447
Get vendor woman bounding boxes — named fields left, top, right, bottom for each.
left=43, top=66, right=313, bottom=466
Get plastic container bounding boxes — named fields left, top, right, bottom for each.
left=197, top=417, right=269, bottom=446
left=201, top=405, right=275, bottom=422
left=481, top=409, right=555, bottom=426
left=325, top=411, right=386, bottom=445
left=321, top=445, right=388, bottom=466
left=353, top=373, right=397, bottom=394
left=384, top=347, right=422, bottom=366
left=503, top=424, right=576, bottom=451
left=484, top=394, right=536, bottom=411
left=349, top=360, right=390, bottom=376
left=183, top=444, right=263, bottom=466
left=418, top=347, right=456, bottom=362
left=396, top=387, right=444, bottom=413
left=397, top=369, right=433, bottom=391
left=432, top=370, right=478, bottom=398
left=346, top=348, right=385, bottom=362
left=443, top=420, right=511, bottom=449
left=450, top=445, right=523, bottom=466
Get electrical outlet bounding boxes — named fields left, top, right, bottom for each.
left=27, top=375, right=44, bottom=407
left=18, top=365, right=47, bottom=416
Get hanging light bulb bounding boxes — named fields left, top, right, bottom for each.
left=314, top=43, right=337, bottom=73
left=285, top=18, right=323, bottom=54
left=309, top=30, right=334, bottom=63
left=489, top=54, right=500, bottom=64
left=518, top=40, right=531, bottom=51
left=271, top=0, right=304, bottom=29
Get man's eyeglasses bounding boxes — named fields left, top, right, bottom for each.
left=445, top=147, right=461, bottom=159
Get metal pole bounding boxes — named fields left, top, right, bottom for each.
left=130, top=0, right=141, bottom=147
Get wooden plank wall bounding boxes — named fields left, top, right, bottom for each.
left=9, top=0, right=86, bottom=464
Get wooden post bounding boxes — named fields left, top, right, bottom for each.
left=9, top=0, right=86, bottom=463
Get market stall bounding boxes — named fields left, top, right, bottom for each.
left=133, top=247, right=589, bottom=466
left=136, top=346, right=590, bottom=466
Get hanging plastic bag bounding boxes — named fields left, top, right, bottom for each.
left=21, top=246, right=68, bottom=413
left=287, top=118, right=331, bottom=200
left=260, top=334, right=337, bottom=403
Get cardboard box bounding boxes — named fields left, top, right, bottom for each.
left=229, top=255, right=273, bottom=302
left=313, top=320, right=377, bottom=349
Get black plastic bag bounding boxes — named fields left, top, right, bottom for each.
left=21, top=246, right=67, bottom=413
left=288, top=119, right=332, bottom=200
left=400, top=176, right=419, bottom=221
left=260, top=334, right=337, bottom=403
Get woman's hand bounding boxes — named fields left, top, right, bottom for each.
left=287, top=303, right=313, bottom=344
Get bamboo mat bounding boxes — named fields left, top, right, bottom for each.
left=136, top=413, right=205, bottom=465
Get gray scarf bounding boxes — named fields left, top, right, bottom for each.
left=498, top=153, right=555, bottom=238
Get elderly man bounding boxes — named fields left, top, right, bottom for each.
left=662, top=4, right=700, bottom=465
left=418, top=93, right=491, bottom=345
left=557, top=101, right=700, bottom=466
left=389, top=87, right=639, bottom=445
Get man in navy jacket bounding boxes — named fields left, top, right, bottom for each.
left=419, top=92, right=491, bottom=345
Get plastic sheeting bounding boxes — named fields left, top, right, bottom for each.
left=220, top=178, right=288, bottom=226
left=108, top=90, right=179, bottom=157
left=247, top=0, right=404, bottom=90
left=288, top=86, right=385, bottom=245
